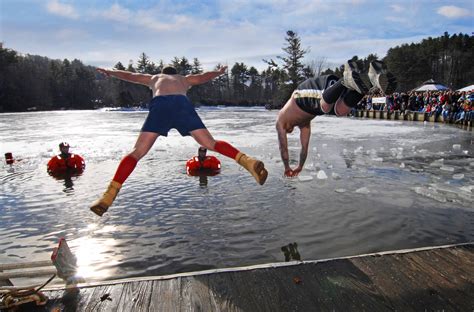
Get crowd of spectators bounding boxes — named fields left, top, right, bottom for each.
left=356, top=90, right=473, bottom=123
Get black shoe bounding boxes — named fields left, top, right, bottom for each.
left=368, top=60, right=397, bottom=95
left=342, top=60, right=369, bottom=95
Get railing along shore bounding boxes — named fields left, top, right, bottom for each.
left=354, top=110, right=472, bottom=131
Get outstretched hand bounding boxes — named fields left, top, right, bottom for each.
left=96, top=67, right=111, bottom=77
left=292, top=166, right=303, bottom=176
left=217, top=66, right=228, bottom=74
left=284, top=168, right=294, bottom=178
left=284, top=166, right=303, bottom=178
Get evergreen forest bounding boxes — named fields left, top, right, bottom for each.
left=0, top=31, right=472, bottom=112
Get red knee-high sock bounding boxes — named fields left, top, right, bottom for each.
left=214, top=140, right=240, bottom=159
left=113, top=155, right=138, bottom=184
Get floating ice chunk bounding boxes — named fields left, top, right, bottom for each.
left=440, top=166, right=455, bottom=172
left=429, top=159, right=444, bottom=167
left=355, top=187, right=370, bottom=194
left=298, top=175, right=313, bottom=182
left=322, top=144, right=327, bottom=148
left=460, top=185, right=474, bottom=193
left=327, top=164, right=333, bottom=169
left=400, top=163, right=405, bottom=168
left=312, top=147, right=317, bottom=151
left=372, top=157, right=383, bottom=162
left=331, top=172, right=341, bottom=180
left=453, top=174, right=464, bottom=180
left=463, top=150, right=469, bottom=155
left=409, top=167, right=424, bottom=173
left=457, top=192, right=473, bottom=202
left=317, top=170, right=328, bottom=179
left=413, top=187, right=447, bottom=203
left=452, top=144, right=461, bottom=150
left=335, top=188, right=346, bottom=193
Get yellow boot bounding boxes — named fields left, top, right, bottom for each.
left=235, top=152, right=268, bottom=185
left=90, top=181, right=122, bottom=216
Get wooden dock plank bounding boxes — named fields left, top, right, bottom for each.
left=149, top=277, right=181, bottom=312
left=115, top=281, right=154, bottom=312
left=10, top=244, right=474, bottom=311
left=84, top=283, right=126, bottom=311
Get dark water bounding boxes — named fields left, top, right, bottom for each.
left=1, top=108, right=473, bottom=284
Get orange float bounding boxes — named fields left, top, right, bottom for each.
left=186, top=156, right=221, bottom=176
left=47, top=154, right=85, bottom=176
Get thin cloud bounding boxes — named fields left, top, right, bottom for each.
left=390, top=4, right=403, bottom=12
left=99, top=4, right=204, bottom=32
left=437, top=5, right=471, bottom=18
left=46, top=0, right=79, bottom=19
left=101, top=4, right=132, bottom=22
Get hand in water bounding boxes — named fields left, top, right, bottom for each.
left=284, top=168, right=294, bottom=178
left=291, top=166, right=303, bottom=177
left=284, top=167, right=302, bottom=178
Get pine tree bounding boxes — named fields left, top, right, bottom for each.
left=136, top=52, right=150, bottom=73
left=278, top=30, right=309, bottom=90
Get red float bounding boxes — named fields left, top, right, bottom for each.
left=186, top=156, right=221, bottom=176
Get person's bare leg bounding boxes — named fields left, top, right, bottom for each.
left=190, top=128, right=268, bottom=185
left=190, top=128, right=216, bottom=151
left=128, top=132, right=160, bottom=160
left=334, top=98, right=352, bottom=116
left=320, top=99, right=334, bottom=114
left=90, top=132, right=159, bottom=216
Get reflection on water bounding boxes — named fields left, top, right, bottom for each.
left=49, top=172, right=82, bottom=193
left=281, top=242, right=301, bottom=262
left=0, top=109, right=473, bottom=283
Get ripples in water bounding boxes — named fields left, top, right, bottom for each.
left=0, top=109, right=473, bottom=283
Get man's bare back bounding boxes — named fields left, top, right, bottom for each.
left=150, top=74, right=190, bottom=97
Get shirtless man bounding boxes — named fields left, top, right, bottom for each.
left=276, top=60, right=396, bottom=177
left=91, top=65, right=268, bottom=216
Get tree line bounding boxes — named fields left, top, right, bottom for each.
left=0, top=31, right=472, bottom=112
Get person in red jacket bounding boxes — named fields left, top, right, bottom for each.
left=47, top=142, right=85, bottom=176
left=186, top=147, right=221, bottom=175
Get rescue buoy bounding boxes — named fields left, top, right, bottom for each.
left=47, top=153, right=85, bottom=177
left=186, top=156, right=221, bottom=176
left=5, top=152, right=14, bottom=165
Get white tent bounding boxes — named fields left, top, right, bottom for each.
left=413, top=79, right=449, bottom=92
left=457, top=84, right=474, bottom=92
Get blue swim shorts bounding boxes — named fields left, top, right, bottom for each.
left=141, top=95, right=206, bottom=136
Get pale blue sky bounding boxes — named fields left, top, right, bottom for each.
left=1, top=0, right=472, bottom=71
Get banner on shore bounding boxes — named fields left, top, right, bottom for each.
left=372, top=97, right=386, bottom=104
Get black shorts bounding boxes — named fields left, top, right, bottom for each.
left=294, top=75, right=339, bottom=115
left=141, top=95, right=206, bottom=136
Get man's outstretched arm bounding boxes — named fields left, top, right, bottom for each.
left=185, top=66, right=227, bottom=86
left=276, top=122, right=292, bottom=177
left=97, top=68, right=153, bottom=87
left=292, top=124, right=311, bottom=176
